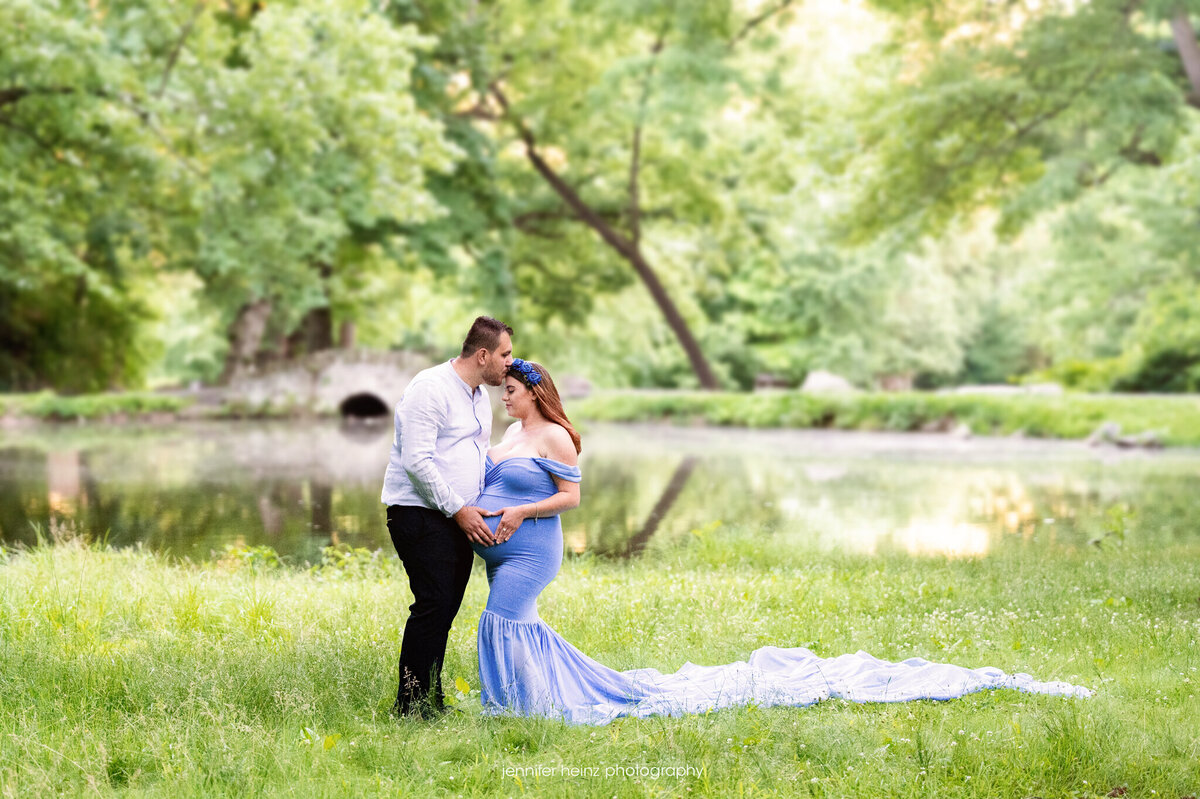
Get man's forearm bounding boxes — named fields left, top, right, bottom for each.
left=403, top=456, right=465, bottom=517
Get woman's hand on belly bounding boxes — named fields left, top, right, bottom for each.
left=482, top=506, right=529, bottom=543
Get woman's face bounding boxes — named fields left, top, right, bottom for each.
left=502, top=376, right=536, bottom=419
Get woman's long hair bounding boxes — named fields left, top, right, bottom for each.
left=510, top=361, right=582, bottom=454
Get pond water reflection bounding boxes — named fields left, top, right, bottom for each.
left=1, top=421, right=1197, bottom=562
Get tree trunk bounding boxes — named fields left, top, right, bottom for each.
left=562, top=183, right=721, bottom=389
left=1172, top=9, right=1200, bottom=103
left=220, top=298, right=272, bottom=384
left=542, top=166, right=720, bottom=388
left=286, top=261, right=336, bottom=358
left=338, top=320, right=356, bottom=349
left=491, top=88, right=722, bottom=390
left=287, top=306, right=334, bottom=356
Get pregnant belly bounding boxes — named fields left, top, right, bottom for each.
left=470, top=505, right=562, bottom=567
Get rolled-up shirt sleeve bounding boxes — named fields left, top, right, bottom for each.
left=398, top=381, right=466, bottom=517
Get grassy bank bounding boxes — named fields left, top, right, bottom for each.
left=0, top=530, right=1196, bottom=798
left=0, top=391, right=191, bottom=422
left=0, top=391, right=294, bottom=423
left=571, top=390, right=1200, bottom=446
left=6, top=388, right=1200, bottom=447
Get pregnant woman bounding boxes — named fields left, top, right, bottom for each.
left=471, top=359, right=1091, bottom=726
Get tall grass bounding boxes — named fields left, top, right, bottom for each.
left=0, top=530, right=1197, bottom=797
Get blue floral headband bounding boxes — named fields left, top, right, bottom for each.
left=509, top=358, right=542, bottom=388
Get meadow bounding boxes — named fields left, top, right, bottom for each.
left=0, top=525, right=1196, bottom=798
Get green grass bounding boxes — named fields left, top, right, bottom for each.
left=0, top=530, right=1196, bottom=798
left=0, top=391, right=190, bottom=421
left=7, top=388, right=1200, bottom=447
left=571, top=390, right=1200, bottom=447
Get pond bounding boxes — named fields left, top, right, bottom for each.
left=1, top=420, right=1197, bottom=562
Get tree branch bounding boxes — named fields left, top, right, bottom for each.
left=0, top=88, right=28, bottom=108
left=513, top=206, right=676, bottom=230
left=729, top=0, right=795, bottom=50
left=0, top=84, right=207, bottom=183
left=0, top=86, right=76, bottom=109
left=491, top=84, right=636, bottom=256
left=489, top=83, right=722, bottom=389
left=102, top=92, right=209, bottom=179
left=1071, top=120, right=1166, bottom=188
left=945, top=67, right=1103, bottom=176
left=1171, top=7, right=1200, bottom=100
left=511, top=218, right=567, bottom=239
left=453, top=102, right=500, bottom=121
left=0, top=116, right=58, bottom=158
left=629, top=27, right=667, bottom=249
left=157, top=2, right=207, bottom=98
left=1117, top=124, right=1162, bottom=167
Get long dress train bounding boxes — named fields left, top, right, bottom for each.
left=470, top=456, right=1091, bottom=726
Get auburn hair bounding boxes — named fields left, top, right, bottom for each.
left=510, top=361, right=582, bottom=454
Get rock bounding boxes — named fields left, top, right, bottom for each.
left=919, top=417, right=954, bottom=433
left=1087, top=423, right=1164, bottom=449
left=1115, top=431, right=1164, bottom=449
left=1087, top=422, right=1122, bottom=446
left=951, top=422, right=973, bottom=439
left=878, top=372, right=914, bottom=391
left=800, top=370, right=857, bottom=393
left=754, top=373, right=791, bottom=391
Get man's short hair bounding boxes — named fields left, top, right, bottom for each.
left=461, top=316, right=513, bottom=357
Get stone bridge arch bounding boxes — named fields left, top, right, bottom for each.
left=226, top=349, right=434, bottom=417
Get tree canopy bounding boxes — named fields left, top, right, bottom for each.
left=2, top=0, right=455, bottom=389
left=4, top=0, right=1199, bottom=392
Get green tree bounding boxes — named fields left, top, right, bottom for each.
left=1115, top=285, right=1200, bottom=391
left=389, top=0, right=811, bottom=389
left=831, top=0, right=1200, bottom=388
left=846, top=0, right=1189, bottom=243
left=1, top=0, right=457, bottom=390
left=1, top=0, right=169, bottom=390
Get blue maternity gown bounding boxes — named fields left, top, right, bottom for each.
left=471, top=456, right=1091, bottom=726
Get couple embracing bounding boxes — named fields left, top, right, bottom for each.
left=381, top=317, right=1090, bottom=726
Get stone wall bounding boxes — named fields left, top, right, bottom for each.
left=226, top=349, right=434, bottom=416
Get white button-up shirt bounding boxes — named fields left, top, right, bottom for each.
left=380, top=360, right=491, bottom=516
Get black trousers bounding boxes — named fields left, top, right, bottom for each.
left=387, top=504, right=474, bottom=714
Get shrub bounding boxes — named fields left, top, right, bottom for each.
left=1114, top=285, right=1200, bottom=393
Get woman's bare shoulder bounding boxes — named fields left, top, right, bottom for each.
left=539, top=424, right=578, bottom=464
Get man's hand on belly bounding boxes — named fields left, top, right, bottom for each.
left=454, top=506, right=494, bottom=546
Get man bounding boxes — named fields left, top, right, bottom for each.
left=382, top=316, right=513, bottom=717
